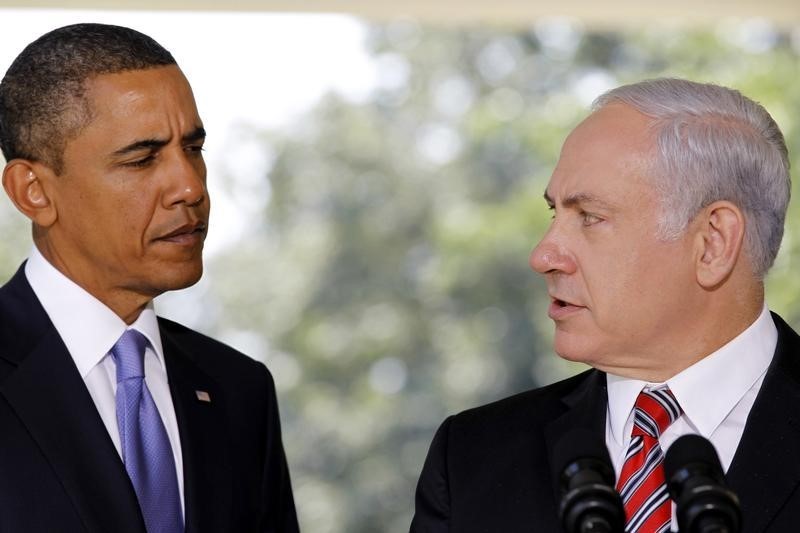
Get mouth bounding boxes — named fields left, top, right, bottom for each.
left=551, top=295, right=577, bottom=307
left=548, top=295, right=585, bottom=319
left=155, top=221, right=207, bottom=245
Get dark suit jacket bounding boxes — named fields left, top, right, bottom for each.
left=0, top=264, right=300, bottom=533
left=411, top=312, right=800, bottom=533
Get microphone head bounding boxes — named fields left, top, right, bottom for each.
left=664, top=434, right=725, bottom=488
left=553, top=429, right=624, bottom=533
left=553, top=428, right=616, bottom=490
left=664, top=434, right=741, bottom=533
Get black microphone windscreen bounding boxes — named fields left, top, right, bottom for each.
left=553, top=428, right=615, bottom=486
left=664, top=434, right=741, bottom=532
left=664, top=434, right=724, bottom=483
left=554, top=428, right=625, bottom=533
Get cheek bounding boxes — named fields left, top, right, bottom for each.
left=603, top=245, right=693, bottom=327
left=581, top=240, right=655, bottom=296
left=583, top=244, right=645, bottom=303
left=111, top=196, right=159, bottom=243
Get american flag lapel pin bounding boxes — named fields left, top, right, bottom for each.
left=195, top=390, right=211, bottom=403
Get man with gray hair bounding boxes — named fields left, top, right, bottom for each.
left=411, top=78, right=795, bottom=532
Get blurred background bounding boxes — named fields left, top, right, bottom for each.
left=0, top=3, right=798, bottom=532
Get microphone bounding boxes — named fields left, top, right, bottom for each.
left=664, top=434, right=741, bottom=533
left=554, top=429, right=625, bottom=533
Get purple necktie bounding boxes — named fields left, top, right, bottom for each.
left=112, top=329, right=183, bottom=533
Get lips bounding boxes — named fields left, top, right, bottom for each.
left=155, top=221, right=207, bottom=244
left=547, top=295, right=585, bottom=320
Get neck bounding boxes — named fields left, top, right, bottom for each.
left=34, top=238, right=152, bottom=325
left=601, top=288, right=764, bottom=383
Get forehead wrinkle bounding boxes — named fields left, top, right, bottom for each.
left=110, top=125, right=204, bottom=159
left=544, top=189, right=618, bottom=212
left=562, top=192, right=617, bottom=211
left=112, top=137, right=168, bottom=157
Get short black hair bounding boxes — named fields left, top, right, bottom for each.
left=0, top=23, right=176, bottom=172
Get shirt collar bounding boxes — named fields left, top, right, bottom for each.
left=607, top=304, right=776, bottom=446
left=607, top=374, right=651, bottom=448
left=24, top=245, right=165, bottom=378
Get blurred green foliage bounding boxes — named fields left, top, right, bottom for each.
left=1, top=18, right=798, bottom=533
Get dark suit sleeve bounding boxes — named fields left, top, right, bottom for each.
left=410, top=416, right=454, bottom=533
left=258, top=366, right=301, bottom=533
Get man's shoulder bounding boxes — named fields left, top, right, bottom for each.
left=0, top=263, right=51, bottom=358
left=156, top=315, right=241, bottom=353
left=156, top=316, right=273, bottom=387
left=0, top=262, right=34, bottom=311
left=415, top=368, right=602, bottom=522
left=772, top=311, right=800, bottom=346
left=445, top=368, right=599, bottom=441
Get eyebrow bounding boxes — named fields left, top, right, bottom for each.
left=543, top=191, right=615, bottom=211
left=112, top=126, right=206, bottom=157
left=183, top=126, right=207, bottom=144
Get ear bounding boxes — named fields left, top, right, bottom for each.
left=2, top=159, right=58, bottom=227
left=694, top=200, right=745, bottom=289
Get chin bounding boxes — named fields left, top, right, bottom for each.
left=552, top=333, right=601, bottom=367
left=153, top=262, right=204, bottom=292
left=555, top=349, right=594, bottom=366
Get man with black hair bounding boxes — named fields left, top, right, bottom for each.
left=0, top=23, right=299, bottom=532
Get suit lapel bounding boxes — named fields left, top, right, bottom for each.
left=727, top=313, right=800, bottom=533
left=0, top=269, right=144, bottom=533
left=543, top=370, right=608, bottom=504
left=161, top=326, right=232, bottom=533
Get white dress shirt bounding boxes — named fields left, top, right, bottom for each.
left=605, top=304, right=776, bottom=528
left=25, top=246, right=185, bottom=512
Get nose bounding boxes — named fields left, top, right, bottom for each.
left=529, top=231, right=576, bottom=275
left=163, top=149, right=207, bottom=208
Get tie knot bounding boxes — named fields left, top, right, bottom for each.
left=111, top=329, right=149, bottom=383
left=632, top=388, right=682, bottom=438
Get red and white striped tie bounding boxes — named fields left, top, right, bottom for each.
left=616, top=388, right=682, bottom=533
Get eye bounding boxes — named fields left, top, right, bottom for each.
left=186, top=144, right=205, bottom=156
left=124, top=155, right=156, bottom=168
left=581, top=211, right=602, bottom=226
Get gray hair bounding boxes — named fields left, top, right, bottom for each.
left=593, top=78, right=790, bottom=279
